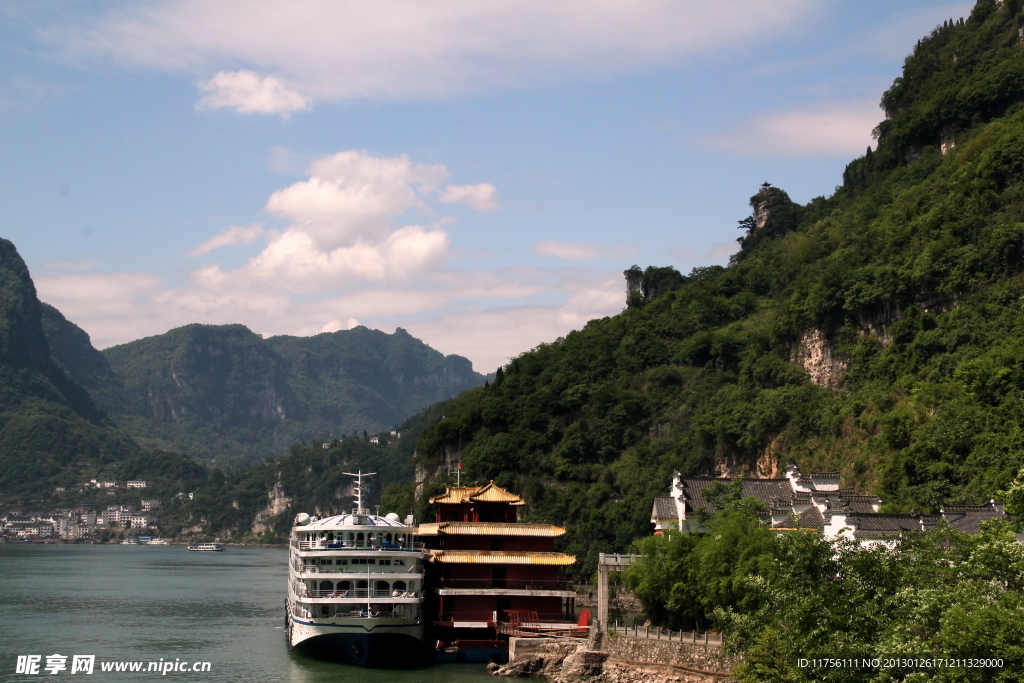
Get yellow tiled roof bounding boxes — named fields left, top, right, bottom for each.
left=417, top=522, right=566, bottom=537
left=428, top=481, right=525, bottom=505
left=428, top=550, right=576, bottom=565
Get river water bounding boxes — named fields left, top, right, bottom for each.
left=0, top=544, right=493, bottom=683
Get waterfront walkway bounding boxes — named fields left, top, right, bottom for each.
left=610, top=623, right=723, bottom=647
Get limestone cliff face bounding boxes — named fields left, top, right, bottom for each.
left=104, top=323, right=298, bottom=428
left=414, top=444, right=462, bottom=504
left=792, top=329, right=847, bottom=390
left=92, top=322, right=485, bottom=466
left=251, top=479, right=293, bottom=535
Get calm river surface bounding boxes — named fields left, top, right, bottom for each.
left=0, top=544, right=492, bottom=683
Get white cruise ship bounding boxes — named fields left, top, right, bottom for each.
left=286, top=472, right=426, bottom=667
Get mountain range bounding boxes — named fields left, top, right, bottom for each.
left=0, top=239, right=486, bottom=498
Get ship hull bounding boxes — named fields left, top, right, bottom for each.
left=288, top=615, right=428, bottom=668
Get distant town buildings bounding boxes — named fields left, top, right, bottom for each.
left=2, top=502, right=158, bottom=540
left=126, top=480, right=147, bottom=489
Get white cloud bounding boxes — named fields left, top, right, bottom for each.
left=188, top=223, right=264, bottom=257
left=317, top=318, right=360, bottom=334
left=40, top=258, right=100, bottom=272
left=33, top=149, right=631, bottom=370
left=439, top=183, right=499, bottom=211
left=216, top=224, right=451, bottom=291
left=35, top=260, right=627, bottom=371
left=402, top=272, right=625, bottom=372
left=195, top=69, right=307, bottom=115
left=532, top=240, right=637, bottom=262
left=706, top=98, right=879, bottom=158
left=43, top=0, right=820, bottom=106
left=35, top=271, right=165, bottom=346
left=265, top=150, right=448, bottom=250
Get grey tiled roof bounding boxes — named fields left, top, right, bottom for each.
left=810, top=472, right=840, bottom=478
left=848, top=513, right=922, bottom=537
left=942, top=504, right=998, bottom=513
left=680, top=478, right=793, bottom=515
left=943, top=509, right=1004, bottom=533
left=652, top=496, right=678, bottom=519
left=844, top=499, right=879, bottom=514
left=797, top=506, right=825, bottom=529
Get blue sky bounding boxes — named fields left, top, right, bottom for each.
left=0, top=0, right=974, bottom=372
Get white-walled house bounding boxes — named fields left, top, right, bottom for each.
left=651, top=465, right=1012, bottom=543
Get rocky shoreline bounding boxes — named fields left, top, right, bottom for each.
left=489, top=636, right=736, bottom=683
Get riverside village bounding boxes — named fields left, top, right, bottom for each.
left=5, top=463, right=1019, bottom=682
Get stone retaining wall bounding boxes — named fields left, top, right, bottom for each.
left=493, top=632, right=740, bottom=682
left=592, top=631, right=740, bottom=680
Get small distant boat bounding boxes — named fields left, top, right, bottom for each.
left=187, top=543, right=224, bottom=551
left=147, top=538, right=170, bottom=545
left=120, top=538, right=140, bottom=545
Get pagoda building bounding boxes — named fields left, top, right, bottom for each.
left=419, top=482, right=576, bottom=660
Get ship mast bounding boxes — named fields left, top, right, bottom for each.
left=342, top=470, right=376, bottom=515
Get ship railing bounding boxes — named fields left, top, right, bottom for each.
left=292, top=557, right=423, bottom=573
left=309, top=608, right=415, bottom=620
left=302, top=589, right=422, bottom=599
left=295, top=540, right=425, bottom=551
left=435, top=578, right=574, bottom=591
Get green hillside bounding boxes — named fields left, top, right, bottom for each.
left=40, top=316, right=486, bottom=468
left=412, top=1, right=1024, bottom=573
left=43, top=403, right=443, bottom=542
left=0, top=239, right=139, bottom=498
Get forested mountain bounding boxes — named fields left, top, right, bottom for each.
left=410, top=1, right=1024, bottom=573
left=40, top=315, right=486, bottom=468
left=0, top=240, right=139, bottom=497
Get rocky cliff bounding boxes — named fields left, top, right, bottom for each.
left=45, top=322, right=490, bottom=467
left=0, top=238, right=139, bottom=497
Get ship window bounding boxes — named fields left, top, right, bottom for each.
left=338, top=559, right=348, bottom=565
left=319, top=580, right=333, bottom=591
left=356, top=533, right=364, bottom=544
left=380, top=559, right=390, bottom=566
left=393, top=581, right=406, bottom=591
left=386, top=533, right=392, bottom=543
left=338, top=581, right=350, bottom=590
left=394, top=559, right=404, bottom=566
left=368, top=559, right=375, bottom=564
left=376, top=580, right=389, bottom=591
left=357, top=580, right=368, bottom=589
left=327, top=533, right=334, bottom=541
left=324, top=559, right=333, bottom=565
left=347, top=532, right=354, bottom=541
